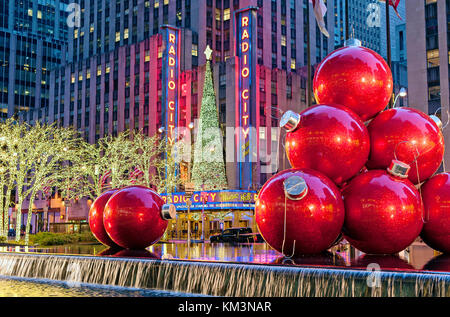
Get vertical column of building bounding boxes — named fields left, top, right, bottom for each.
left=437, top=0, right=450, bottom=168
left=406, top=0, right=427, bottom=113
left=148, top=35, right=161, bottom=137
left=6, top=33, right=15, bottom=117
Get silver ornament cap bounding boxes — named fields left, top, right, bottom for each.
left=283, top=175, right=308, bottom=200
left=429, top=114, right=443, bottom=130
left=344, top=38, right=362, bottom=47
left=387, top=160, right=410, bottom=179
left=161, top=203, right=177, bottom=220
left=280, top=110, right=301, bottom=132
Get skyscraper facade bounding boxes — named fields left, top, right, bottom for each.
left=333, top=0, right=406, bottom=60
left=22, top=0, right=337, bottom=233
left=0, top=0, right=70, bottom=120
left=32, top=0, right=336, bottom=187
left=406, top=0, right=449, bottom=162
left=333, top=0, right=407, bottom=103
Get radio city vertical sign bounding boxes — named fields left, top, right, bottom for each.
left=235, top=7, right=258, bottom=189
left=161, top=25, right=180, bottom=145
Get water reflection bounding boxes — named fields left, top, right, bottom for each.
left=271, top=251, right=347, bottom=267
left=423, top=254, right=450, bottom=272
left=1, top=241, right=448, bottom=273
left=351, top=254, right=414, bottom=271
left=97, top=246, right=123, bottom=256
left=112, top=249, right=159, bottom=259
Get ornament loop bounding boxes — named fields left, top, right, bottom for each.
left=270, top=106, right=284, bottom=120
left=393, top=140, right=420, bottom=165
left=432, top=107, right=450, bottom=130
left=281, top=194, right=297, bottom=259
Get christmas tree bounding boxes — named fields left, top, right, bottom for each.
left=191, top=46, right=228, bottom=190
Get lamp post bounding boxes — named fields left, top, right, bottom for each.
left=393, top=87, right=407, bottom=108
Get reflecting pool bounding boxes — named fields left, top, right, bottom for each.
left=0, top=275, right=199, bottom=297
left=0, top=240, right=447, bottom=273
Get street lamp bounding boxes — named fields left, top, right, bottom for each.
left=393, top=87, right=407, bottom=108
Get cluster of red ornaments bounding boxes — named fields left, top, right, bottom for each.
left=256, top=40, right=449, bottom=256
left=89, top=186, right=175, bottom=250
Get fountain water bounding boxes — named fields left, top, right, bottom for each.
left=0, top=252, right=449, bottom=297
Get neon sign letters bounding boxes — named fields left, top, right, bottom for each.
left=163, top=26, right=180, bottom=145
left=236, top=8, right=256, bottom=188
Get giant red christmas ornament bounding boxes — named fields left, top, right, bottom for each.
left=342, top=160, right=424, bottom=254
left=313, top=39, right=393, bottom=121
left=255, top=168, right=345, bottom=255
left=367, top=107, right=444, bottom=184
left=103, top=186, right=176, bottom=249
left=420, top=173, right=450, bottom=253
left=281, top=104, right=370, bottom=184
left=89, top=189, right=120, bottom=248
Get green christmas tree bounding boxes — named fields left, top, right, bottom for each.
left=191, top=46, right=228, bottom=190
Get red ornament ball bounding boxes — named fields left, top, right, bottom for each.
left=255, top=168, right=345, bottom=255
left=283, top=104, right=370, bottom=185
left=342, top=168, right=423, bottom=254
left=367, top=107, right=444, bottom=184
left=420, top=173, right=450, bottom=253
left=89, top=189, right=120, bottom=248
left=103, top=186, right=168, bottom=249
left=313, top=42, right=393, bottom=121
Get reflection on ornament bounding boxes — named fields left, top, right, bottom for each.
left=342, top=161, right=423, bottom=255
left=89, top=189, right=121, bottom=248
left=367, top=107, right=444, bottom=184
left=313, top=42, right=393, bottom=120
left=103, top=186, right=175, bottom=249
left=281, top=104, right=370, bottom=184
left=256, top=169, right=345, bottom=256
left=420, top=173, right=450, bottom=254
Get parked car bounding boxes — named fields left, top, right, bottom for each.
left=210, top=227, right=264, bottom=243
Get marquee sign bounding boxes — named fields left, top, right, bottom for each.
left=235, top=7, right=257, bottom=189
left=162, top=190, right=257, bottom=211
left=161, top=25, right=180, bottom=145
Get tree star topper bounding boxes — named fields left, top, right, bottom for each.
left=204, top=45, right=213, bottom=61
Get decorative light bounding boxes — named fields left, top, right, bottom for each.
left=393, top=87, right=407, bottom=107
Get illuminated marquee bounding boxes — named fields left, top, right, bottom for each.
left=162, top=190, right=257, bottom=211
left=235, top=8, right=257, bottom=188
left=162, top=26, right=180, bottom=145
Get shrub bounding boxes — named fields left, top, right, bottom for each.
left=31, top=231, right=98, bottom=246
left=32, top=232, right=72, bottom=246
left=0, top=236, right=6, bottom=243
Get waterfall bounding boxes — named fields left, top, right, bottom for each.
left=0, top=252, right=449, bottom=297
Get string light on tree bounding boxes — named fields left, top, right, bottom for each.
left=191, top=45, right=228, bottom=191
